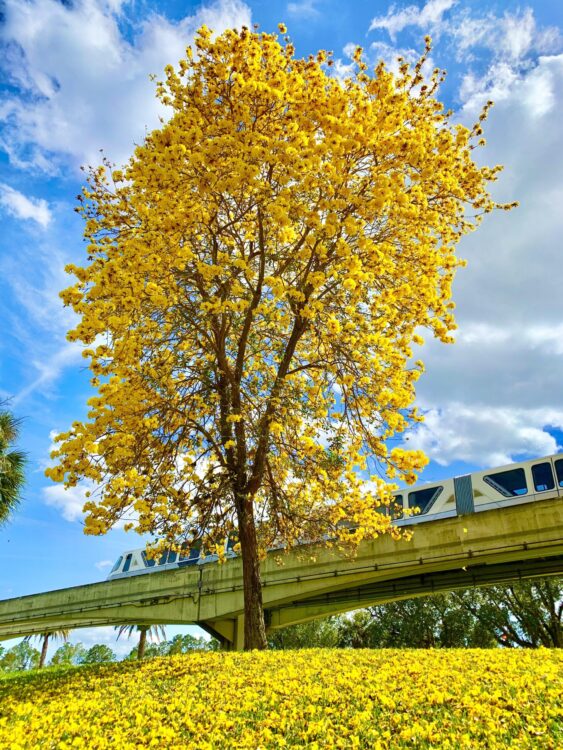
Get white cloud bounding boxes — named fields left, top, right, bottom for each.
left=43, top=483, right=92, bottom=522
left=95, top=559, right=114, bottom=571
left=0, top=0, right=252, bottom=172
left=402, top=405, right=562, bottom=467
left=461, top=53, right=560, bottom=117
left=500, top=8, right=536, bottom=61
left=453, top=8, right=560, bottom=64
left=287, top=0, right=321, bottom=18
left=453, top=8, right=561, bottom=111
left=456, top=322, right=563, bottom=357
left=0, top=182, right=51, bottom=227
left=369, top=0, right=456, bottom=40
left=366, top=5, right=561, bottom=114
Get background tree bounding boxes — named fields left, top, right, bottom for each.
left=166, top=633, right=214, bottom=654
left=50, top=642, right=87, bottom=667
left=47, top=25, right=513, bottom=649
left=78, top=644, right=116, bottom=664
left=0, top=641, right=39, bottom=672
left=454, top=578, right=563, bottom=648
left=338, top=597, right=495, bottom=649
left=0, top=405, right=27, bottom=526
left=115, top=624, right=166, bottom=661
left=268, top=616, right=342, bottom=649
left=24, top=629, right=70, bottom=669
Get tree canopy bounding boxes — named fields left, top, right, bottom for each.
left=453, top=578, right=563, bottom=648
left=47, top=25, right=512, bottom=648
left=79, top=644, right=116, bottom=665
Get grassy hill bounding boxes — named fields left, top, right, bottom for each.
left=1, top=649, right=562, bottom=748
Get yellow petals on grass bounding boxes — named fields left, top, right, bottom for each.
left=0, top=649, right=561, bottom=749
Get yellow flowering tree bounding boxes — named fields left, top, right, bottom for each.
left=47, top=25, right=512, bottom=649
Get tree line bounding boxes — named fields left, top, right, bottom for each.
left=0, top=632, right=214, bottom=673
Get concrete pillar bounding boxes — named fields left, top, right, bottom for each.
left=233, top=614, right=245, bottom=651
left=215, top=615, right=244, bottom=651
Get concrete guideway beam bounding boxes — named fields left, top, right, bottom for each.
left=267, top=554, right=563, bottom=628
left=0, top=497, right=562, bottom=646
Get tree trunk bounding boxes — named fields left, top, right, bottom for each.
left=39, top=633, right=49, bottom=669
left=237, top=498, right=267, bottom=650
left=138, top=628, right=148, bottom=660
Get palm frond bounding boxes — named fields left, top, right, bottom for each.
left=0, top=409, right=27, bottom=526
left=115, top=624, right=167, bottom=641
left=115, top=624, right=138, bottom=640
left=24, top=629, right=70, bottom=644
left=0, top=410, right=22, bottom=448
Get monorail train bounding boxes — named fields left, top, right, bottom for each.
left=107, top=451, right=563, bottom=581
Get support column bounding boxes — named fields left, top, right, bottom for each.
left=201, top=616, right=245, bottom=651
left=233, top=614, right=245, bottom=651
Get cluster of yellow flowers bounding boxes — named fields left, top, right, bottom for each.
left=1, top=649, right=561, bottom=748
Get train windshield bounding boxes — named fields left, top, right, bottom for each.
left=110, top=556, right=123, bottom=573
left=122, top=554, right=133, bottom=573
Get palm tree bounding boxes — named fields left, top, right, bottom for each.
left=0, top=407, right=27, bottom=526
left=24, top=629, right=70, bottom=669
left=115, top=624, right=167, bottom=660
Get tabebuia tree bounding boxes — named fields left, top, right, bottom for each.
left=46, top=25, right=512, bottom=649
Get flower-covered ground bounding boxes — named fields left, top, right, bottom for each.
left=1, top=649, right=562, bottom=749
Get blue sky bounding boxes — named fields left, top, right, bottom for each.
left=1, top=0, right=563, bottom=657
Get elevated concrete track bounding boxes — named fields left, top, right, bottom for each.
left=1, top=495, right=562, bottom=649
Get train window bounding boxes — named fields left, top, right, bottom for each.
left=532, top=462, right=555, bottom=492
left=110, top=556, right=123, bottom=573
left=408, top=486, right=443, bottom=515
left=141, top=552, right=156, bottom=568
left=483, top=468, right=527, bottom=497
left=168, top=551, right=177, bottom=564
left=158, top=551, right=169, bottom=565
left=122, top=553, right=133, bottom=573
left=555, top=460, right=563, bottom=488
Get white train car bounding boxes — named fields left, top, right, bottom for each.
left=391, top=452, right=562, bottom=524
left=108, top=542, right=236, bottom=581
left=107, top=452, right=563, bottom=580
